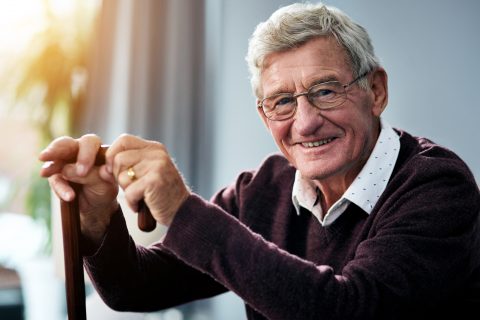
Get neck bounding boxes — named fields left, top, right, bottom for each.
left=315, top=182, right=345, bottom=212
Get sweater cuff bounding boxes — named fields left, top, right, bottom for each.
left=83, top=208, right=130, bottom=267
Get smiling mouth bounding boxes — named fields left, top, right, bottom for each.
left=301, top=138, right=335, bottom=148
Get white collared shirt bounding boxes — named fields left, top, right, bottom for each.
left=292, top=119, right=400, bottom=226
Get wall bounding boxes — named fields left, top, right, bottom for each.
left=343, top=0, right=480, bottom=180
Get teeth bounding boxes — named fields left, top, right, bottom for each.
left=302, top=138, right=334, bottom=148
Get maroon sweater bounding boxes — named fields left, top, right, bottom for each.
left=84, top=130, right=480, bottom=319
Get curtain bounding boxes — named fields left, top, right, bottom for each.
left=78, top=2, right=214, bottom=317
left=80, top=0, right=206, bottom=188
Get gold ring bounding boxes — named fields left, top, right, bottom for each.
left=127, top=166, right=136, bottom=181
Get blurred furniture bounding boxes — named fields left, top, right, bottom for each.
left=0, top=266, right=24, bottom=320
left=0, top=212, right=52, bottom=320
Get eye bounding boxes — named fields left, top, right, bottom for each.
left=309, top=82, right=342, bottom=100
left=311, top=89, right=334, bottom=97
left=273, top=95, right=295, bottom=108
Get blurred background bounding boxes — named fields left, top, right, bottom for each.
left=0, top=0, right=478, bottom=319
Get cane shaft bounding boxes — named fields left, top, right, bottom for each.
left=60, top=184, right=86, bottom=320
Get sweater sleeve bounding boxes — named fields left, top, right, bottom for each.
left=163, top=194, right=342, bottom=319
left=83, top=208, right=227, bottom=312
left=161, top=155, right=480, bottom=319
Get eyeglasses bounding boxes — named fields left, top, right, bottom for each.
left=257, top=72, right=369, bottom=121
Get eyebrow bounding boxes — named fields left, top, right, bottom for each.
left=309, top=75, right=340, bottom=86
left=265, top=74, right=341, bottom=97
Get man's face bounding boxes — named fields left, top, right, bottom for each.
left=258, top=37, right=386, bottom=187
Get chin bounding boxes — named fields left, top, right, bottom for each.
left=297, top=159, right=343, bottom=181
left=298, top=166, right=328, bottom=181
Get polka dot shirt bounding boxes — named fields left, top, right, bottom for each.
left=292, top=119, right=400, bottom=226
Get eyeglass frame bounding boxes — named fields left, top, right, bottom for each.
left=257, top=71, right=370, bottom=121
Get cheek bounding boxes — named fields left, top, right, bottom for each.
left=268, top=121, right=290, bottom=142
left=268, top=121, right=294, bottom=156
left=348, top=119, right=378, bottom=158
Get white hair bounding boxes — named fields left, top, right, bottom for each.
left=246, top=2, right=381, bottom=98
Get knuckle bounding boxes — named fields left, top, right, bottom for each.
left=119, top=133, right=131, bottom=139
left=115, top=151, right=128, bottom=165
left=145, top=172, right=161, bottom=186
left=119, top=133, right=135, bottom=142
left=83, top=133, right=99, bottom=139
left=49, top=136, right=75, bottom=149
left=54, top=135, right=74, bottom=143
left=151, top=140, right=164, bottom=149
left=145, top=140, right=165, bottom=154
left=155, top=142, right=166, bottom=153
left=150, top=161, right=167, bottom=178
left=80, top=133, right=101, bottom=145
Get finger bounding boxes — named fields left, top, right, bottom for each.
left=38, top=136, right=78, bottom=162
left=123, top=179, right=146, bottom=213
left=106, top=134, right=149, bottom=173
left=116, top=162, right=145, bottom=190
left=111, top=142, right=167, bottom=181
left=40, top=160, right=66, bottom=178
left=112, top=150, right=143, bottom=181
left=76, top=134, right=102, bottom=176
left=115, top=154, right=167, bottom=191
left=49, top=174, right=75, bottom=202
left=98, top=165, right=117, bottom=184
left=62, top=163, right=103, bottom=186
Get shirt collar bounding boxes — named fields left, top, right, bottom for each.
left=291, top=118, right=400, bottom=226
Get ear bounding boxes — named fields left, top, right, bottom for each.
left=369, top=68, right=388, bottom=117
left=256, top=100, right=272, bottom=130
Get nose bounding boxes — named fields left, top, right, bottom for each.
left=293, top=95, right=324, bottom=136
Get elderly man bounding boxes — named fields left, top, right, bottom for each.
left=39, top=3, right=479, bottom=319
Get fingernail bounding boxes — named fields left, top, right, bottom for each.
left=76, top=164, right=86, bottom=176
left=38, top=148, right=50, bottom=159
left=42, top=161, right=53, bottom=169
left=63, top=191, right=72, bottom=201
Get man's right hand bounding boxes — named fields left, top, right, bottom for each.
left=39, top=134, right=120, bottom=244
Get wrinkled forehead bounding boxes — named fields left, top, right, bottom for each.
left=258, top=37, right=353, bottom=96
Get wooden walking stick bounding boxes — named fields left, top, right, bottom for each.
left=60, top=145, right=156, bottom=319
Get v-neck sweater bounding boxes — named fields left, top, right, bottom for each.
left=84, top=129, right=480, bottom=320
